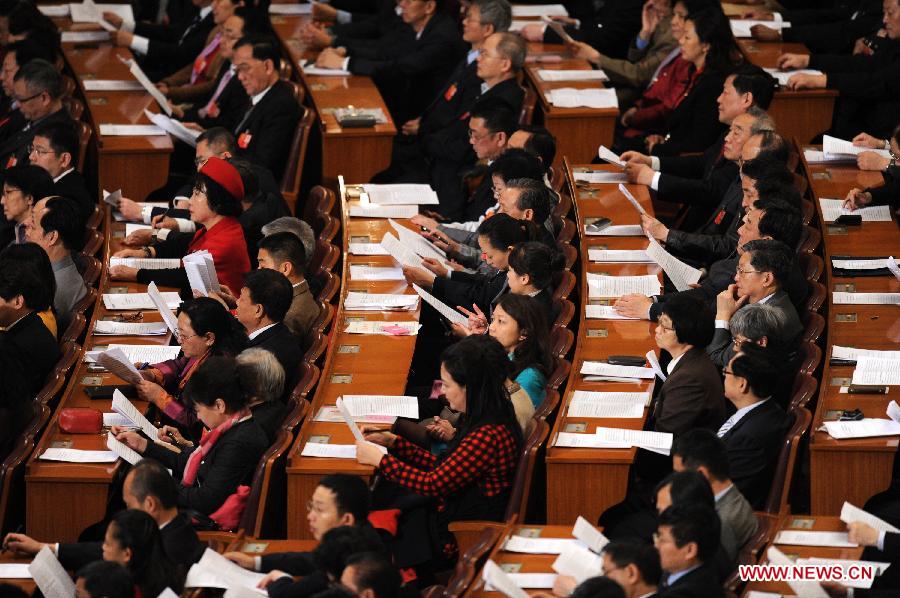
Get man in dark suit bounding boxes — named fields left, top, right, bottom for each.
left=0, top=259, right=59, bottom=398
left=750, top=0, right=884, bottom=54
left=522, top=0, right=643, bottom=60
left=0, top=39, right=56, bottom=143
left=600, top=541, right=661, bottom=598
left=3, top=459, right=204, bottom=569
left=235, top=269, right=303, bottom=398
left=655, top=504, right=724, bottom=597
left=106, top=0, right=215, bottom=81
left=0, top=59, right=74, bottom=170
left=707, top=239, right=803, bottom=367
left=28, top=121, right=93, bottom=221
left=230, top=37, right=301, bottom=181
left=716, top=346, right=789, bottom=510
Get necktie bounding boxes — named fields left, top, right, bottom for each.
left=199, top=67, right=234, bottom=118
left=717, top=417, right=736, bottom=438
left=233, top=103, right=254, bottom=134
left=179, top=14, right=202, bottom=44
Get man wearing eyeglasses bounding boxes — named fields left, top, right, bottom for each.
left=0, top=59, right=73, bottom=170
left=28, top=120, right=94, bottom=221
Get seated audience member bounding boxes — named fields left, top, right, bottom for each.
left=0, top=242, right=57, bottom=338
left=111, top=156, right=251, bottom=296
left=0, top=163, right=53, bottom=248
left=104, top=0, right=215, bottom=81
left=25, top=195, right=88, bottom=333
left=485, top=293, right=553, bottom=408
left=5, top=458, right=205, bottom=569
left=0, top=258, right=60, bottom=397
left=717, top=346, right=789, bottom=509
left=0, top=59, right=74, bottom=168
left=568, top=0, right=678, bottom=109
left=228, top=36, right=301, bottom=179
left=340, top=552, right=403, bottom=598
left=671, top=430, right=758, bottom=560
left=722, top=303, right=794, bottom=406
left=225, top=474, right=372, bottom=571
left=747, top=0, right=883, bottom=54
left=261, top=216, right=315, bottom=270
left=839, top=519, right=900, bottom=594
left=75, top=561, right=134, bottom=598
left=315, top=0, right=465, bottom=127
left=137, top=297, right=248, bottom=428
left=5, top=2, right=60, bottom=51
left=848, top=126, right=900, bottom=173
left=29, top=120, right=94, bottom=220
left=601, top=541, right=662, bottom=598
left=651, top=294, right=724, bottom=436
left=256, top=231, right=321, bottom=341
left=236, top=347, right=287, bottom=443
left=0, top=39, right=57, bottom=138
left=569, top=577, right=627, bottom=598
left=234, top=268, right=304, bottom=394
left=845, top=125, right=900, bottom=213
left=100, top=510, right=184, bottom=597
left=520, top=0, right=642, bottom=61
left=356, top=335, right=522, bottom=566
left=655, top=504, right=724, bottom=597
left=707, top=239, right=803, bottom=367
left=301, top=0, right=400, bottom=51
left=615, top=7, right=747, bottom=156
left=117, top=356, right=268, bottom=517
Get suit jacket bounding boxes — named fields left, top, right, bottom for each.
left=656, top=134, right=738, bottom=220
left=144, top=418, right=268, bottom=515
left=598, top=16, right=678, bottom=107
left=432, top=268, right=508, bottom=321
left=665, top=176, right=743, bottom=265
left=233, top=80, right=300, bottom=180
left=716, top=484, right=758, bottom=560
left=136, top=10, right=216, bottom=81
left=783, top=0, right=884, bottom=54
left=0, top=109, right=74, bottom=170
left=721, top=399, right=788, bottom=510
left=251, top=400, right=288, bottom=444
left=651, top=69, right=728, bottom=157
left=651, top=348, right=725, bottom=435
left=248, top=322, right=304, bottom=399
left=52, top=169, right=95, bottom=222
left=185, top=64, right=249, bottom=132
left=57, top=511, right=204, bottom=571
left=285, top=280, right=321, bottom=342
left=0, top=108, right=25, bottom=145
left=1, top=311, right=59, bottom=398
left=547, top=0, right=643, bottom=60
left=659, top=563, right=724, bottom=597
left=419, top=56, right=481, bottom=140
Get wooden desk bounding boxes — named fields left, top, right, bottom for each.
left=270, top=15, right=397, bottom=188
left=802, top=156, right=900, bottom=515
left=738, top=40, right=837, bottom=145
left=545, top=165, right=660, bottom=525
left=24, top=209, right=178, bottom=542
left=285, top=190, right=420, bottom=539
left=742, top=515, right=864, bottom=596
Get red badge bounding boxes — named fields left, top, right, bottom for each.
left=714, top=210, right=725, bottom=225
left=5, top=156, right=16, bottom=168
left=444, top=83, right=457, bottom=101
left=459, top=111, right=470, bottom=121
left=237, top=131, right=252, bottom=149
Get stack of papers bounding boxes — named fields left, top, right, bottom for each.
left=183, top=251, right=220, bottom=296
left=341, top=395, right=418, bottom=418
left=587, top=249, right=652, bottom=263
left=301, top=442, right=387, bottom=459
left=185, top=549, right=267, bottom=593
left=584, top=224, right=644, bottom=236
left=773, top=530, right=856, bottom=547
left=70, top=1, right=134, bottom=24
left=833, top=292, right=900, bottom=305
left=804, top=149, right=855, bottom=164
left=344, top=292, right=419, bottom=311
left=83, top=80, right=144, bottom=91
left=99, top=124, right=167, bottom=136
left=349, top=243, right=389, bottom=256
left=511, top=4, right=568, bottom=17
left=832, top=346, right=900, bottom=363
left=552, top=543, right=604, bottom=584
left=820, top=198, right=893, bottom=222
left=349, top=204, right=418, bottom=218
left=645, top=238, right=703, bottom=292
left=269, top=3, right=314, bottom=15
left=538, top=69, right=608, bottom=82
left=85, top=344, right=181, bottom=366
left=40, top=448, right=118, bottom=462
left=852, top=358, right=900, bottom=385
left=586, top=273, right=661, bottom=297
left=585, top=305, right=638, bottom=319
left=482, top=560, right=529, bottom=598
left=841, top=501, right=900, bottom=532
left=567, top=391, right=648, bottom=417
left=547, top=88, right=618, bottom=109
left=102, top=291, right=181, bottom=310
left=145, top=109, right=201, bottom=147
left=580, top=361, right=655, bottom=381
left=314, top=406, right=397, bottom=424
left=109, top=257, right=181, bottom=269
left=730, top=19, right=790, bottom=37
left=39, top=5, right=70, bottom=16
left=349, top=265, right=405, bottom=281
left=29, top=546, right=76, bottom=597
left=766, top=546, right=829, bottom=598
left=413, top=284, right=468, bottom=326
left=504, top=536, right=579, bottom=554
left=795, top=557, right=889, bottom=589
left=112, top=390, right=160, bottom=440
left=823, top=135, right=892, bottom=160
left=362, top=184, right=439, bottom=206
left=90, top=347, right=145, bottom=384
left=571, top=390, right=652, bottom=406
left=594, top=427, right=673, bottom=455
left=763, top=67, right=824, bottom=86
left=301, top=64, right=351, bottom=77
left=93, top=321, right=168, bottom=336
left=832, top=257, right=894, bottom=271
left=107, top=433, right=143, bottom=465
left=597, top=146, right=625, bottom=168
left=389, top=219, right=448, bottom=262
left=344, top=321, right=421, bottom=335
left=573, top=171, right=628, bottom=184
left=61, top=31, right=110, bottom=43
left=822, top=400, right=900, bottom=439
left=380, top=233, right=424, bottom=268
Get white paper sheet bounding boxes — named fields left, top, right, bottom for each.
left=823, top=135, right=892, bottom=159
left=344, top=292, right=419, bottom=311
left=107, top=433, right=143, bottom=465
left=763, top=67, right=824, bottom=86
left=511, top=4, right=568, bottom=17
left=349, top=204, right=419, bottom=218
left=823, top=419, right=900, bottom=439
left=481, top=560, right=529, bottom=598
left=570, top=391, right=651, bottom=406
left=820, top=198, right=893, bottom=222
left=94, top=321, right=168, bottom=336
left=730, top=19, right=791, bottom=37
left=119, top=57, right=171, bottom=115
left=183, top=251, right=220, bottom=296
left=314, top=406, right=397, bottom=425
left=586, top=273, right=660, bottom=298
left=572, top=516, right=609, bottom=553
left=597, top=145, right=625, bottom=168
left=83, top=79, right=144, bottom=91
left=29, top=546, right=76, bottom=598
left=555, top=432, right=626, bottom=448
left=552, top=544, right=604, bottom=583
left=645, top=237, right=703, bottom=291
left=342, top=395, right=418, bottom=418
left=301, top=65, right=351, bottom=76
left=99, top=124, right=167, bottom=136
left=585, top=224, right=644, bottom=236
left=87, top=344, right=181, bottom=366
left=39, top=5, right=70, bottom=17
left=767, top=546, right=828, bottom=598
left=504, top=536, right=578, bottom=554
left=840, top=502, right=900, bottom=533
left=268, top=3, right=313, bottom=15
left=61, top=31, right=110, bottom=43
left=389, top=219, right=448, bottom=262
left=380, top=233, right=424, bottom=268
left=804, top=149, right=855, bottom=164
left=94, top=347, right=144, bottom=384
left=646, top=350, right=667, bottom=381
left=832, top=258, right=893, bottom=270
left=618, top=183, right=647, bottom=215
left=349, top=243, right=389, bottom=255
left=539, top=69, right=608, bottom=81
left=585, top=305, right=638, bottom=320
left=413, top=284, right=468, bottom=326
left=853, top=356, right=900, bottom=385
left=832, top=346, right=900, bottom=362
left=0, top=564, right=32, bottom=578
left=833, top=292, right=900, bottom=305
left=40, top=448, right=118, bottom=463
left=336, top=397, right=369, bottom=444
left=70, top=1, right=134, bottom=24
left=144, top=109, right=200, bottom=147
left=300, top=442, right=386, bottom=459
left=548, top=88, right=618, bottom=109
left=349, top=265, right=405, bottom=281
left=574, top=171, right=628, bottom=184
left=344, top=321, right=421, bottom=335
left=888, top=257, right=900, bottom=281
left=581, top=361, right=655, bottom=379
left=594, top=427, right=673, bottom=455
left=496, top=573, right=557, bottom=589
left=362, top=184, right=439, bottom=205
left=147, top=282, right=181, bottom=338
left=185, top=548, right=267, bottom=593
left=773, top=531, right=856, bottom=548
left=567, top=401, right=644, bottom=418
left=124, top=223, right=153, bottom=237
left=110, top=257, right=181, bottom=269
left=103, top=413, right=133, bottom=427
left=588, top=249, right=652, bottom=263
left=112, top=390, right=160, bottom=440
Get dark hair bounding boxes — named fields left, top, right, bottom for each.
left=657, top=294, right=714, bottom=347
left=7, top=2, right=59, bottom=48
left=730, top=342, right=780, bottom=399
left=754, top=181, right=800, bottom=210
left=0, top=254, right=51, bottom=310
left=686, top=8, right=744, bottom=74
left=470, top=97, right=518, bottom=137
left=749, top=131, right=790, bottom=163
left=507, top=241, right=564, bottom=292
left=495, top=293, right=553, bottom=379
left=318, top=474, right=371, bottom=524
left=505, top=178, right=552, bottom=223
left=229, top=157, right=261, bottom=204
left=740, top=158, right=792, bottom=187
left=0, top=242, right=54, bottom=311
left=6, top=38, right=56, bottom=68
left=657, top=504, right=722, bottom=562
left=489, top=148, right=544, bottom=183
left=37, top=196, right=84, bottom=251
left=657, top=470, right=715, bottom=509
left=672, top=430, right=731, bottom=481
left=197, top=127, right=237, bottom=155
left=602, top=541, right=662, bottom=587
left=2, top=164, right=53, bottom=204
left=233, top=4, right=267, bottom=35
left=743, top=239, right=792, bottom=287
left=472, top=0, right=513, bottom=33
left=476, top=213, right=536, bottom=253
left=182, top=355, right=249, bottom=413
left=128, top=458, right=179, bottom=510
left=193, top=172, right=242, bottom=217
left=312, top=526, right=386, bottom=580
left=440, top=335, right=522, bottom=447
left=234, top=36, right=282, bottom=70
left=258, top=231, right=307, bottom=276
left=570, top=577, right=626, bottom=598
left=177, top=297, right=249, bottom=356
left=75, top=561, right=134, bottom=598
left=13, top=58, right=61, bottom=98
left=243, top=268, right=293, bottom=322
left=731, top=69, right=776, bottom=110
left=107, top=510, right=180, bottom=598
left=516, top=124, right=557, bottom=168
left=33, top=119, right=79, bottom=159
left=344, top=552, right=401, bottom=598
left=494, top=31, right=527, bottom=71
left=754, top=198, right=802, bottom=248
left=675, top=0, right=718, bottom=16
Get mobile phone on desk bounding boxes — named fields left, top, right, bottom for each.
left=608, top=355, right=647, bottom=367
left=835, top=214, right=862, bottom=226
left=586, top=218, right=612, bottom=233
left=847, top=384, right=888, bottom=394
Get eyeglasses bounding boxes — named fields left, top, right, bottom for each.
left=735, top=266, right=762, bottom=276
left=13, top=91, right=43, bottom=104
left=652, top=532, right=674, bottom=545
left=657, top=323, right=676, bottom=333
left=306, top=500, right=327, bottom=514
left=27, top=144, right=54, bottom=156
left=468, top=128, right=493, bottom=141
left=722, top=367, right=735, bottom=377
left=178, top=331, right=198, bottom=342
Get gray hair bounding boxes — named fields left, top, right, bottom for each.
left=746, top=106, right=776, bottom=135
left=14, top=59, right=62, bottom=99
left=261, top=217, right=314, bottom=267
left=731, top=303, right=786, bottom=344
left=473, top=0, right=512, bottom=33
left=236, top=347, right=285, bottom=403
left=494, top=32, right=527, bottom=72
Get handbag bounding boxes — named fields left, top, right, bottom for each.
left=58, top=408, right=102, bottom=434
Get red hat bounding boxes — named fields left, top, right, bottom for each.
left=200, top=157, right=244, bottom=201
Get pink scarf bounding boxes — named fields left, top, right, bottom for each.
left=181, top=409, right=248, bottom=486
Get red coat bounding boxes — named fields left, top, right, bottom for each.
left=188, top=216, right=251, bottom=295
left=625, top=56, right=697, bottom=135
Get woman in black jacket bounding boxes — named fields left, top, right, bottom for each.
left=101, top=510, right=183, bottom=597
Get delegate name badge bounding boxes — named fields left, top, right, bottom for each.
left=444, top=83, right=457, bottom=101
left=237, top=131, right=252, bottom=149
